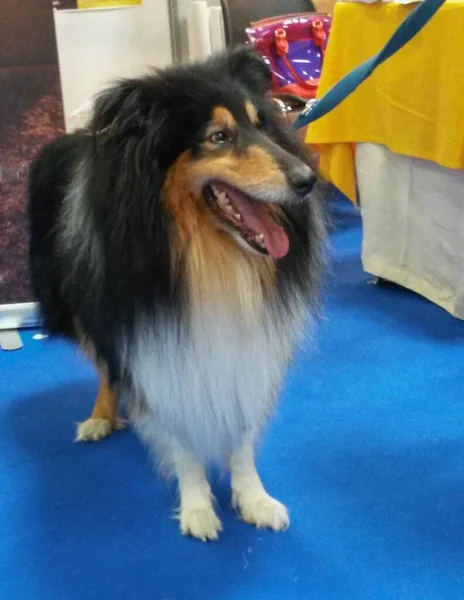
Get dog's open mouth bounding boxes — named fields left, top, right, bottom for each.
left=204, top=183, right=290, bottom=259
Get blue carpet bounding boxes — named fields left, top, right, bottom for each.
left=2, top=196, right=464, bottom=600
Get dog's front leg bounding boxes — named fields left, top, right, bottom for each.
left=230, top=441, right=290, bottom=531
left=173, top=446, right=222, bottom=542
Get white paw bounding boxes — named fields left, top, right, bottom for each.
left=234, top=492, right=290, bottom=531
left=75, top=418, right=126, bottom=442
left=179, top=506, right=222, bottom=542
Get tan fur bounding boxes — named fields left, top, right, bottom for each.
left=189, top=146, right=286, bottom=192
left=210, top=106, right=236, bottom=130
left=89, top=373, right=119, bottom=423
left=162, top=152, right=275, bottom=321
left=184, top=220, right=275, bottom=319
left=75, top=320, right=118, bottom=422
left=74, top=321, right=122, bottom=440
left=75, top=372, right=124, bottom=442
left=245, top=101, right=259, bottom=125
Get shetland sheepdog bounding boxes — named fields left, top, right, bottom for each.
left=28, top=47, right=326, bottom=541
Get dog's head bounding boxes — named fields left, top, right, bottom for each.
left=90, top=47, right=317, bottom=264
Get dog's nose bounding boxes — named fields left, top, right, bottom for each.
left=288, top=167, right=316, bottom=196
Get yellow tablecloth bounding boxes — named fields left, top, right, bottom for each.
left=306, top=1, right=464, bottom=203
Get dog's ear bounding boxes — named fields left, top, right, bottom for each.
left=225, top=46, right=273, bottom=95
left=90, top=78, right=158, bottom=134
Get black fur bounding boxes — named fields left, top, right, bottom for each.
left=28, top=47, right=325, bottom=385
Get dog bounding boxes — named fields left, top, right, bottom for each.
left=27, top=47, right=326, bottom=541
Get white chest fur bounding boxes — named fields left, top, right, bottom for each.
left=129, top=301, right=307, bottom=464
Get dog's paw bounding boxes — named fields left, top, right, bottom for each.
left=75, top=418, right=126, bottom=442
left=179, top=506, right=222, bottom=542
left=234, top=492, right=290, bottom=531
left=113, top=418, right=127, bottom=431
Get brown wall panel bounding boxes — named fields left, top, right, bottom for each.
left=1, top=0, right=58, bottom=67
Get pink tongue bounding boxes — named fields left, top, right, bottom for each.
left=224, top=188, right=290, bottom=259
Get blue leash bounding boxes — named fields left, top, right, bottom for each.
left=293, top=0, right=447, bottom=130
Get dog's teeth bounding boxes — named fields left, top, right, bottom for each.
left=255, top=233, right=264, bottom=244
left=225, top=204, right=233, bottom=213
left=234, top=213, right=242, bottom=221
left=218, top=192, right=228, bottom=205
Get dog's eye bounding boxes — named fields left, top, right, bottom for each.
left=209, top=130, right=231, bottom=145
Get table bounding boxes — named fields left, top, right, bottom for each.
left=307, top=0, right=464, bottom=318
